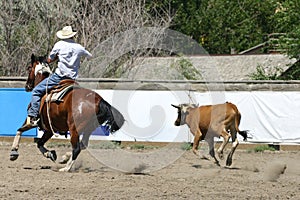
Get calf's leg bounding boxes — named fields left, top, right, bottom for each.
left=226, top=134, right=239, bottom=166
left=217, top=128, right=230, bottom=160
left=191, top=129, right=202, bottom=156
left=206, top=137, right=220, bottom=166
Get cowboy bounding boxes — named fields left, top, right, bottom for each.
left=23, top=26, right=92, bottom=129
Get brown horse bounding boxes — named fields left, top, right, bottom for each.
left=10, top=54, right=125, bottom=171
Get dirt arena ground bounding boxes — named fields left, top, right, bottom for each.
left=0, top=138, right=299, bottom=200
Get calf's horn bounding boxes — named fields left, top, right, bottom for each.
left=171, top=104, right=180, bottom=109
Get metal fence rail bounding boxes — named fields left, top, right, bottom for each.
left=1, top=77, right=300, bottom=91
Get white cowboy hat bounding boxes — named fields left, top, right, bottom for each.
left=56, top=26, right=77, bottom=39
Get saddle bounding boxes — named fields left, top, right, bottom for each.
left=40, top=80, right=80, bottom=112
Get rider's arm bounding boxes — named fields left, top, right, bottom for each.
left=47, top=55, right=58, bottom=64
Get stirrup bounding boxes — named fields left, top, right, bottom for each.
left=27, top=116, right=39, bottom=127
left=18, top=116, right=39, bottom=131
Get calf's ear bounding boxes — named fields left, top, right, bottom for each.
left=171, top=104, right=180, bottom=109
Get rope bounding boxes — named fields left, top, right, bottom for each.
left=186, top=88, right=198, bottom=105
left=45, top=68, right=59, bottom=137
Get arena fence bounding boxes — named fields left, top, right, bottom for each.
left=1, top=78, right=300, bottom=144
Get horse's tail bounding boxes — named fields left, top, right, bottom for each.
left=97, top=99, right=125, bottom=133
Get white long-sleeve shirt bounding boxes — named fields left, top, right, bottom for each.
left=49, top=39, right=92, bottom=79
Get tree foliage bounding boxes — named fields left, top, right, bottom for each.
left=1, top=0, right=300, bottom=78
left=0, top=0, right=171, bottom=76
left=150, top=0, right=300, bottom=55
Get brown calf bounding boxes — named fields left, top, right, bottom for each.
left=172, top=102, right=248, bottom=166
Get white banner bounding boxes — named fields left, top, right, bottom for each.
left=38, top=90, right=300, bottom=144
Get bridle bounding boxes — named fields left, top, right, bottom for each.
left=26, top=61, right=52, bottom=92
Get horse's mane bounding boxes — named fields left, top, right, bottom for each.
left=31, top=54, right=47, bottom=65
left=37, top=56, right=48, bottom=65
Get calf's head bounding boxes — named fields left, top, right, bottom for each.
left=171, top=103, right=198, bottom=126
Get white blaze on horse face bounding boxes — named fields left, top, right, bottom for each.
left=34, top=63, right=44, bottom=76
left=34, top=63, right=52, bottom=76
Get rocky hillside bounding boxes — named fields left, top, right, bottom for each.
left=124, top=54, right=296, bottom=81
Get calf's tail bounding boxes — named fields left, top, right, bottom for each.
left=238, top=130, right=249, bottom=141
left=235, top=110, right=249, bottom=141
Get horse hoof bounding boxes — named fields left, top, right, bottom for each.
left=10, top=150, right=19, bottom=161
left=80, top=142, right=87, bottom=150
left=47, top=150, right=57, bottom=162
left=59, top=160, right=74, bottom=172
left=226, top=159, right=232, bottom=166
left=59, top=167, right=70, bottom=172
left=58, top=159, right=67, bottom=164
left=59, top=152, right=71, bottom=164
left=200, top=155, right=210, bottom=160
left=217, top=152, right=224, bottom=160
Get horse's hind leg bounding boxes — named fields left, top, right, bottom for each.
left=59, top=129, right=80, bottom=172
left=37, top=131, right=57, bottom=162
left=59, top=131, right=92, bottom=164
left=80, top=131, right=92, bottom=149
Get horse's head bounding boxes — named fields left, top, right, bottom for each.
left=25, top=54, right=52, bottom=92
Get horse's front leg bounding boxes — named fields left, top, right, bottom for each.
left=37, top=131, right=57, bottom=162
left=10, top=130, right=23, bottom=161
left=59, top=130, right=80, bottom=172
left=10, top=116, right=35, bottom=161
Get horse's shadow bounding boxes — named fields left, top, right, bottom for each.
left=192, top=164, right=241, bottom=170
left=192, top=164, right=203, bottom=169
left=223, top=166, right=241, bottom=170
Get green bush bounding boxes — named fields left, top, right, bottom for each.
left=89, top=141, right=120, bottom=149
left=46, top=142, right=71, bottom=148
left=130, top=144, right=156, bottom=150
left=248, top=65, right=283, bottom=80
left=180, top=142, right=192, bottom=151
left=171, top=58, right=202, bottom=80
left=251, top=145, right=276, bottom=152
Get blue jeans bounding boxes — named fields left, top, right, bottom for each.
left=28, top=73, right=67, bottom=117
